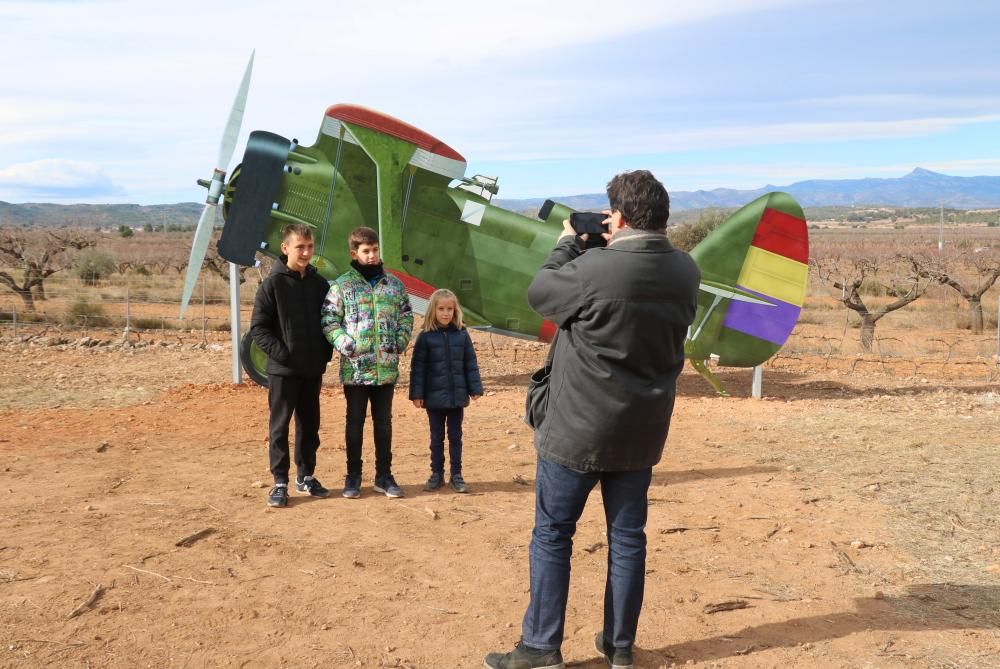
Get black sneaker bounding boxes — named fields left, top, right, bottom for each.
left=484, top=641, right=564, bottom=669
left=343, top=474, right=361, bottom=499
left=295, top=476, right=330, bottom=498
left=424, top=471, right=444, bottom=491
left=267, top=484, right=288, bottom=508
left=594, top=633, right=633, bottom=669
left=450, top=474, right=469, bottom=493
left=373, top=474, right=404, bottom=498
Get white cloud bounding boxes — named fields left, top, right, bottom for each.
left=468, top=114, right=1000, bottom=160
left=1, top=0, right=997, bottom=203
left=0, top=159, right=121, bottom=199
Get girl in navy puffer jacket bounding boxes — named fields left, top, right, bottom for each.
left=409, top=289, right=483, bottom=493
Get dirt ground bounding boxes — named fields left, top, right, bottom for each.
left=1, top=332, right=999, bottom=669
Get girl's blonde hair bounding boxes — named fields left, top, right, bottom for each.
left=423, top=289, right=464, bottom=332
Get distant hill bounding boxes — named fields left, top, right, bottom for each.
left=0, top=202, right=202, bottom=228
left=495, top=168, right=1000, bottom=212
left=2, top=169, right=998, bottom=229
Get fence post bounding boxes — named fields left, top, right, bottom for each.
left=11, top=304, right=16, bottom=339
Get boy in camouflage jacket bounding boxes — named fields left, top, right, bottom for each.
left=321, top=227, right=413, bottom=498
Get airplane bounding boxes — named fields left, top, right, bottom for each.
left=181, top=56, right=808, bottom=395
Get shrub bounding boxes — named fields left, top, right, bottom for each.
left=668, top=208, right=728, bottom=251
left=75, top=250, right=117, bottom=286
left=131, top=316, right=173, bottom=330
left=64, top=298, right=111, bottom=327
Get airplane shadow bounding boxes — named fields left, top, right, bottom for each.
left=567, top=583, right=1000, bottom=667
left=651, top=465, right=781, bottom=486
left=409, top=479, right=536, bottom=495
left=432, top=466, right=781, bottom=496
left=482, top=368, right=996, bottom=403
left=675, top=368, right=998, bottom=400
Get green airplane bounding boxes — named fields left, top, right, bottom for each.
left=181, top=57, right=808, bottom=395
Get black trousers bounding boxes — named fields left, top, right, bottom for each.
left=344, top=384, right=394, bottom=478
left=268, top=375, right=323, bottom=484
left=427, top=407, right=464, bottom=475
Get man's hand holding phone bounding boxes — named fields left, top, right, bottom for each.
left=569, top=212, right=612, bottom=248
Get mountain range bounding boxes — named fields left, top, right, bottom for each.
left=1, top=169, right=998, bottom=229
left=495, top=168, right=1000, bottom=212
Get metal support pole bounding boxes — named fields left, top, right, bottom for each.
left=201, top=278, right=207, bottom=345
left=751, top=365, right=763, bottom=399
left=124, top=285, right=131, bottom=341
left=11, top=305, right=16, bottom=339
left=229, top=262, right=242, bottom=384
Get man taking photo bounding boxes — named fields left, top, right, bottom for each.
left=486, top=170, right=701, bottom=669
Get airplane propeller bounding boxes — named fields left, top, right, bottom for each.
left=179, top=50, right=255, bottom=318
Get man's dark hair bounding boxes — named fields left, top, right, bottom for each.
left=606, top=170, right=670, bottom=230
left=349, top=226, right=379, bottom=251
left=282, top=223, right=313, bottom=240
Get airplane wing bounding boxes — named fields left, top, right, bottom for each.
left=687, top=192, right=809, bottom=367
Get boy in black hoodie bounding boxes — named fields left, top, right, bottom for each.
left=249, top=224, right=334, bottom=508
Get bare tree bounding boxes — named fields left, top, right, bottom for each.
left=0, top=230, right=96, bottom=311
left=811, top=254, right=929, bottom=352
left=203, top=245, right=249, bottom=285
left=911, top=249, right=1000, bottom=334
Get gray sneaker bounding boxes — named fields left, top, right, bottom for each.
left=450, top=474, right=469, bottom=493
left=484, top=641, right=564, bottom=669
left=594, top=633, right=633, bottom=669
left=295, top=476, right=329, bottom=498
left=373, top=474, right=404, bottom=498
left=267, top=484, right=288, bottom=508
left=343, top=474, right=362, bottom=499
left=424, top=471, right=444, bottom=491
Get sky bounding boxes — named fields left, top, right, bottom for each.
left=1, top=0, right=998, bottom=204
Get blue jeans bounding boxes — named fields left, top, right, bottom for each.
left=427, top=407, right=463, bottom=475
left=522, top=457, right=651, bottom=652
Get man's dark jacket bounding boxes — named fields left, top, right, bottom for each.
left=249, top=257, right=333, bottom=377
left=527, top=231, right=700, bottom=471
left=408, top=324, right=484, bottom=409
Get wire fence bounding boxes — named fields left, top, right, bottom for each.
left=2, top=270, right=999, bottom=380
left=0, top=276, right=254, bottom=343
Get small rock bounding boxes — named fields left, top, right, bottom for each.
left=850, top=540, right=870, bottom=549
left=251, top=481, right=266, bottom=489
left=84, top=505, right=95, bottom=511
left=785, top=465, right=800, bottom=472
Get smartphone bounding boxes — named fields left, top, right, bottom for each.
left=569, top=212, right=608, bottom=248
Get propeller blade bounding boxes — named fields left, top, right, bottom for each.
left=217, top=50, right=254, bottom=170
left=179, top=203, right=217, bottom=318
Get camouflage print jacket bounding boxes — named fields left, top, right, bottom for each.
left=321, top=267, right=413, bottom=385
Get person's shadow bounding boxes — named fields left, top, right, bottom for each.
left=569, top=583, right=1000, bottom=667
